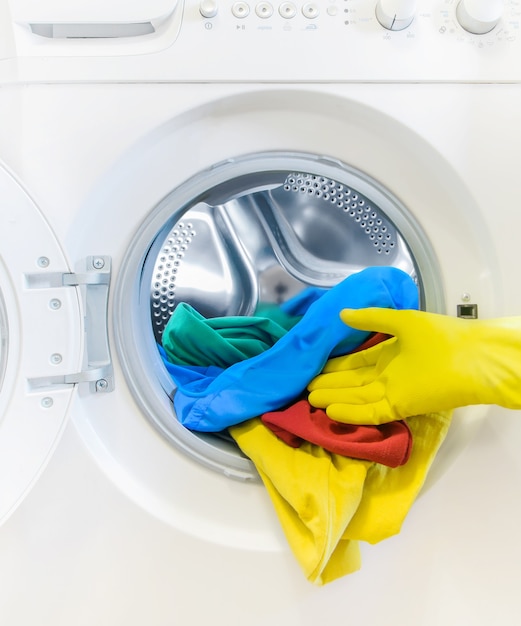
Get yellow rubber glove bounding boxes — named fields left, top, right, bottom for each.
left=308, top=308, right=521, bottom=425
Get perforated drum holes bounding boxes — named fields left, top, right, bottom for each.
left=151, top=222, right=196, bottom=338
left=283, top=173, right=397, bottom=255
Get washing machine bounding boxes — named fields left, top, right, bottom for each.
left=1, top=0, right=521, bottom=623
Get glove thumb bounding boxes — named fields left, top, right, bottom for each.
left=339, top=307, right=404, bottom=335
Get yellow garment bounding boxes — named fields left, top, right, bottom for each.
left=229, top=410, right=451, bottom=585
left=308, top=307, right=521, bottom=425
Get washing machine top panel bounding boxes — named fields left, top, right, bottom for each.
left=0, top=164, right=85, bottom=524
left=2, top=0, right=521, bottom=82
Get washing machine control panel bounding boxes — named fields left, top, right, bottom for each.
left=1, top=0, right=521, bottom=82
left=178, top=0, right=521, bottom=81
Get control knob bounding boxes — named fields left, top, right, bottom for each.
left=375, top=0, right=417, bottom=31
left=456, top=0, right=503, bottom=34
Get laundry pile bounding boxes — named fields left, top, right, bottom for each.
left=159, top=266, right=452, bottom=585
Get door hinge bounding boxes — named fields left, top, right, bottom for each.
left=26, top=256, right=114, bottom=393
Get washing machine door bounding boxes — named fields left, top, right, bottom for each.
left=0, top=163, right=112, bottom=524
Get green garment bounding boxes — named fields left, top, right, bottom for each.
left=161, top=302, right=301, bottom=368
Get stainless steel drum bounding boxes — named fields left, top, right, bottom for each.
left=150, top=169, right=418, bottom=342
left=114, top=151, right=443, bottom=480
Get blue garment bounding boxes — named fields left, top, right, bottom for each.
left=162, top=267, right=419, bottom=432
left=279, top=287, right=328, bottom=316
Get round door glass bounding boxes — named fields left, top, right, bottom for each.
left=114, top=151, right=444, bottom=480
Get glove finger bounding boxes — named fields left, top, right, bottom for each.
left=307, top=366, right=376, bottom=392
left=325, top=398, right=398, bottom=425
left=308, top=378, right=383, bottom=408
left=307, top=387, right=348, bottom=408
left=340, top=307, right=408, bottom=335
left=321, top=341, right=387, bottom=374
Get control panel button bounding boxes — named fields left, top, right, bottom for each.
left=199, top=0, right=219, bottom=18
left=279, top=2, right=297, bottom=19
left=232, top=1, right=250, bottom=18
left=256, top=2, right=274, bottom=18
left=302, top=3, right=319, bottom=19
left=327, top=5, right=338, bottom=16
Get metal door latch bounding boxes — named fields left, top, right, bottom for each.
left=26, top=256, right=114, bottom=393
left=457, top=303, right=478, bottom=319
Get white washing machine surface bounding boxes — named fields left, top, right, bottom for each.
left=1, top=1, right=521, bottom=624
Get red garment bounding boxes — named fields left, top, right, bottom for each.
left=349, top=332, right=390, bottom=353
left=261, top=400, right=412, bottom=467
left=260, top=331, right=412, bottom=468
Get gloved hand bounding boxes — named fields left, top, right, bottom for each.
left=308, top=308, right=521, bottom=424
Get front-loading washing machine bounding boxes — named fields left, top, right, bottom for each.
left=1, top=0, right=521, bottom=624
